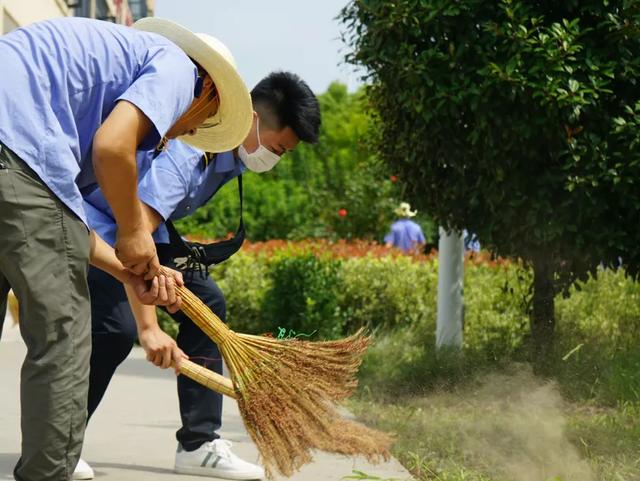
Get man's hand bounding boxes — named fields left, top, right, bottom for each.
left=124, top=268, right=184, bottom=313
left=115, top=227, right=160, bottom=278
left=139, top=326, right=187, bottom=369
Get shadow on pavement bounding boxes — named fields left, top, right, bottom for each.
left=90, top=461, right=174, bottom=476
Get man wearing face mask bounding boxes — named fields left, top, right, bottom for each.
left=75, top=71, right=321, bottom=480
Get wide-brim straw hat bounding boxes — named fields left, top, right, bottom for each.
left=134, top=17, right=252, bottom=153
left=395, top=202, right=417, bottom=217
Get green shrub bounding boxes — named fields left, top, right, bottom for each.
left=215, top=254, right=271, bottom=334
left=339, top=256, right=437, bottom=331
left=463, top=262, right=531, bottom=361
left=261, top=254, right=345, bottom=339
left=553, top=268, right=640, bottom=403
left=155, top=244, right=640, bottom=405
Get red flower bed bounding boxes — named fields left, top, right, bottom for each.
left=183, top=235, right=512, bottom=267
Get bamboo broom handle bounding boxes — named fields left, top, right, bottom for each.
left=159, top=266, right=232, bottom=344
left=177, top=359, right=237, bottom=399
left=159, top=267, right=237, bottom=398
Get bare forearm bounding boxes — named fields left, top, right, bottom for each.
left=93, top=151, right=145, bottom=233
left=89, top=230, right=128, bottom=283
left=125, top=285, right=160, bottom=332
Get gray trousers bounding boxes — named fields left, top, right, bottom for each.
left=0, top=143, right=91, bottom=481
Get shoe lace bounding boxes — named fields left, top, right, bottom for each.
left=207, top=439, right=233, bottom=460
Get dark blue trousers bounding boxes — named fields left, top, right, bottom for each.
left=87, top=263, right=225, bottom=451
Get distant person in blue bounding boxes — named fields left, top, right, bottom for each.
left=77, top=72, right=321, bottom=480
left=0, top=16, right=252, bottom=481
left=385, top=202, right=426, bottom=253
left=463, top=229, right=481, bottom=252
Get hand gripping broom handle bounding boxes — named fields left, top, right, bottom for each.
left=159, top=267, right=238, bottom=399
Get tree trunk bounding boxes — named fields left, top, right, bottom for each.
left=530, top=256, right=556, bottom=370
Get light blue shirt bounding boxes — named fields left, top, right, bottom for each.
left=0, top=17, right=197, bottom=224
left=84, top=140, right=244, bottom=245
left=384, top=219, right=426, bottom=253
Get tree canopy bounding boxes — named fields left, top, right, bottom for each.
left=341, top=0, right=640, bottom=350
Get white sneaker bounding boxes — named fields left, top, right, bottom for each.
left=72, top=458, right=94, bottom=480
left=174, top=439, right=264, bottom=480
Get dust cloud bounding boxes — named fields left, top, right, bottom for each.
left=457, top=368, right=595, bottom=481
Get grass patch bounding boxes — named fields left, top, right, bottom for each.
left=352, top=367, right=640, bottom=481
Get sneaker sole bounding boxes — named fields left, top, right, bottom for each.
left=72, top=472, right=94, bottom=480
left=174, top=465, right=263, bottom=480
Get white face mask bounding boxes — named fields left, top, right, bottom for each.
left=238, top=117, right=281, bottom=173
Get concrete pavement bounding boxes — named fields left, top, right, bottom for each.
left=0, top=316, right=412, bottom=481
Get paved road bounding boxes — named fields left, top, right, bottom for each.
left=0, top=317, right=412, bottom=481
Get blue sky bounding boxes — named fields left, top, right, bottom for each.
left=155, top=0, right=363, bottom=94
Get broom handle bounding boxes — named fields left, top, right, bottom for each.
left=159, top=266, right=232, bottom=345
left=159, top=266, right=238, bottom=398
left=177, top=359, right=237, bottom=399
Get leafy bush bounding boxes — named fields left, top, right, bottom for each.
left=261, top=254, right=345, bottom=339
left=339, top=255, right=437, bottom=331
left=215, top=253, right=271, bottom=334
left=158, top=241, right=639, bottom=404
left=463, top=262, right=531, bottom=360
left=553, top=269, right=640, bottom=403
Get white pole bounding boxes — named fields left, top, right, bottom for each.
left=436, top=227, right=464, bottom=348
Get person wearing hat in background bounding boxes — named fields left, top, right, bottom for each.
left=0, top=15, right=251, bottom=481
left=385, top=202, right=426, bottom=253
left=73, top=71, right=321, bottom=481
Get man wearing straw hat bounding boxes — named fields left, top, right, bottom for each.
left=384, top=202, right=426, bottom=253
left=0, top=16, right=251, bottom=481
left=74, top=71, right=321, bottom=480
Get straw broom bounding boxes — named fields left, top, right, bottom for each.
left=162, top=267, right=392, bottom=478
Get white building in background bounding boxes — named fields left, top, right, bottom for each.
left=0, top=0, right=70, bottom=34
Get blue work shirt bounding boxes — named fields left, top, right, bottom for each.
left=84, top=140, right=244, bottom=245
left=0, top=17, right=197, bottom=224
left=384, top=219, right=426, bottom=253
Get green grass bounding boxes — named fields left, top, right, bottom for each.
left=351, top=367, right=640, bottom=481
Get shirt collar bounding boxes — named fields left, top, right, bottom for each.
left=212, top=151, right=237, bottom=173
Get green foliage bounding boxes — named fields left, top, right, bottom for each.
left=553, top=269, right=640, bottom=403
left=159, top=245, right=639, bottom=404
left=357, top=260, right=532, bottom=394
left=463, top=261, right=532, bottom=360
left=261, top=254, right=345, bottom=339
left=176, top=83, right=413, bottom=242
left=216, top=254, right=271, bottom=334
left=156, top=308, right=179, bottom=339
left=339, top=256, right=438, bottom=331
left=340, top=0, right=640, bottom=288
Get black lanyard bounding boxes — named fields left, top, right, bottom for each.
left=156, top=172, right=245, bottom=269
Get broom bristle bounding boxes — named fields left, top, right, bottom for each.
left=162, top=267, right=393, bottom=479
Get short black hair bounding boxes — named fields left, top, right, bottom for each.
left=251, top=71, right=321, bottom=144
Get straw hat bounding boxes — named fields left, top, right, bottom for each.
left=395, top=202, right=417, bottom=217
left=134, top=17, right=252, bottom=153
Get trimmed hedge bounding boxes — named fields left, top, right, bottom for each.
left=157, top=242, right=640, bottom=404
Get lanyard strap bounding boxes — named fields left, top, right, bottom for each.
left=160, top=173, right=245, bottom=268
